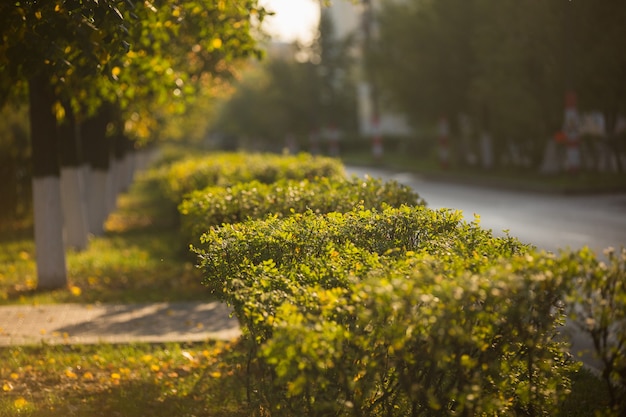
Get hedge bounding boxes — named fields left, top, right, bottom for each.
left=151, top=151, right=626, bottom=415
left=179, top=176, right=425, bottom=242
left=192, top=206, right=590, bottom=415
left=261, top=251, right=581, bottom=416
left=156, top=152, right=345, bottom=204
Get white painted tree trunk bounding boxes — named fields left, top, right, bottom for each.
left=122, top=152, right=135, bottom=191
left=87, top=169, right=109, bottom=236
left=60, top=166, right=89, bottom=250
left=106, top=156, right=118, bottom=216
left=33, top=176, right=67, bottom=289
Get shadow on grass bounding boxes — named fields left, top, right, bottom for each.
left=6, top=356, right=249, bottom=417
left=21, top=378, right=249, bottom=417
left=0, top=340, right=253, bottom=417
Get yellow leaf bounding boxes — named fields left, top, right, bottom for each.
left=65, top=369, right=78, bottom=379
left=53, top=101, right=66, bottom=122
left=150, top=364, right=160, bottom=372
left=172, top=8, right=180, bottom=17
left=111, top=373, right=121, bottom=380
left=111, top=66, right=121, bottom=79
left=10, top=373, right=18, bottom=380
left=14, top=398, right=28, bottom=409
left=3, top=382, right=13, bottom=391
left=209, top=371, right=221, bottom=378
left=35, top=11, right=42, bottom=19
left=211, top=38, right=222, bottom=49
left=69, top=285, right=82, bottom=296
left=82, top=372, right=94, bottom=380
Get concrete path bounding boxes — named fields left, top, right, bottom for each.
left=0, top=301, right=240, bottom=346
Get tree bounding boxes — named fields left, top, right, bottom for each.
left=0, top=0, right=265, bottom=289
left=213, top=14, right=358, bottom=152
left=468, top=0, right=564, bottom=167
left=0, top=0, right=132, bottom=289
left=372, top=0, right=474, bottom=128
left=567, top=0, right=626, bottom=172
left=311, top=11, right=358, bottom=134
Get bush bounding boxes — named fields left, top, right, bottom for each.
left=262, top=251, right=579, bottom=416
left=179, top=176, right=425, bottom=243
left=565, top=247, right=626, bottom=415
left=159, top=152, right=345, bottom=204
left=192, top=206, right=585, bottom=415
left=180, top=153, right=623, bottom=415
left=194, top=205, right=526, bottom=334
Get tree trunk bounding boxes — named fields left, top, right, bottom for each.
left=59, top=104, right=90, bottom=250
left=82, top=108, right=111, bottom=236
left=28, top=75, right=67, bottom=290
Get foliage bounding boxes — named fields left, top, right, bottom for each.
left=0, top=150, right=621, bottom=416
left=0, top=0, right=268, bottom=290
left=153, top=152, right=345, bottom=204
left=179, top=175, right=424, bottom=243
left=194, top=205, right=604, bottom=415
left=0, top=0, right=266, bottom=136
left=213, top=11, right=358, bottom=150
left=565, top=247, right=626, bottom=414
left=371, top=0, right=626, bottom=169
left=263, top=252, right=580, bottom=416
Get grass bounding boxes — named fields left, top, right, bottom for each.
left=0, top=167, right=255, bottom=416
left=0, top=158, right=619, bottom=416
left=0, top=172, right=209, bottom=305
left=0, top=340, right=249, bottom=417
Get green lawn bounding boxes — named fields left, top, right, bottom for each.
left=0, top=341, right=249, bottom=417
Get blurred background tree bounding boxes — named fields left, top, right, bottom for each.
left=369, top=0, right=626, bottom=171
left=211, top=11, right=358, bottom=152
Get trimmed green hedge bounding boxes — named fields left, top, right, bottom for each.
left=157, top=152, right=345, bottom=204
left=194, top=205, right=525, bottom=325
left=152, top=150, right=624, bottom=415
left=261, top=251, right=580, bottom=416
left=179, top=176, right=425, bottom=242
left=193, top=206, right=586, bottom=415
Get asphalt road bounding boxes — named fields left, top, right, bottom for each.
left=346, top=166, right=626, bottom=255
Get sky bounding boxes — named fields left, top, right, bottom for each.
left=259, top=0, right=320, bottom=44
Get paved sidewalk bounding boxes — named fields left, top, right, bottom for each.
left=0, top=301, right=241, bottom=346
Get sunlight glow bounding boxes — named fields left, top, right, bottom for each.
left=259, top=0, right=320, bottom=44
